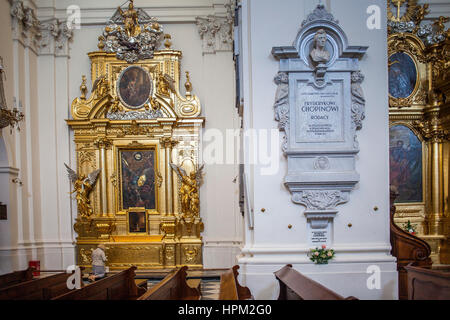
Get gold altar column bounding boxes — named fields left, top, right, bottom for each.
left=94, top=137, right=112, bottom=217
left=160, top=136, right=179, bottom=267
left=160, top=136, right=178, bottom=216
left=429, top=134, right=444, bottom=235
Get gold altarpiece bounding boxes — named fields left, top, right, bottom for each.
left=67, top=2, right=204, bottom=270
left=387, top=0, right=450, bottom=263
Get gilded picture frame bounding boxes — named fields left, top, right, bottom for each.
left=126, top=207, right=148, bottom=234
left=117, top=65, right=153, bottom=110
left=115, top=145, right=160, bottom=216
left=389, top=122, right=427, bottom=205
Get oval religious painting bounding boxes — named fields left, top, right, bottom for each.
left=388, top=52, right=418, bottom=99
left=118, top=66, right=152, bottom=109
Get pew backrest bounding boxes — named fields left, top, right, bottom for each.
left=137, top=266, right=200, bottom=300
left=219, top=265, right=252, bottom=300
left=405, top=264, right=450, bottom=300
left=0, top=268, right=33, bottom=290
left=0, top=272, right=79, bottom=300
left=274, top=265, right=358, bottom=300
left=53, top=267, right=145, bottom=300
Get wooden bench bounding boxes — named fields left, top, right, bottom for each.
left=0, top=268, right=33, bottom=290
left=137, top=266, right=200, bottom=300
left=405, top=263, right=450, bottom=300
left=219, top=265, right=252, bottom=300
left=389, top=189, right=433, bottom=300
left=274, top=265, right=358, bottom=300
left=53, top=267, right=145, bottom=300
left=0, top=271, right=82, bottom=300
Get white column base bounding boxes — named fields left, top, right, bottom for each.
left=238, top=245, right=398, bottom=300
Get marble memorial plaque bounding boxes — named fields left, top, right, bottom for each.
left=296, top=81, right=344, bottom=143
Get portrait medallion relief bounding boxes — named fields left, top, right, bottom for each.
left=388, top=52, right=418, bottom=99
left=118, top=66, right=153, bottom=109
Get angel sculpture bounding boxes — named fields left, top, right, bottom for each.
left=157, top=73, right=176, bottom=97
left=65, top=164, right=101, bottom=219
left=170, top=164, right=204, bottom=218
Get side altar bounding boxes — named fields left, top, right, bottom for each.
left=67, top=0, right=205, bottom=270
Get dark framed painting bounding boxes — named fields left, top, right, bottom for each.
left=0, top=202, right=6, bottom=220
left=388, top=52, right=418, bottom=99
left=127, top=209, right=147, bottom=234
left=117, top=66, right=152, bottom=109
left=389, top=125, right=423, bottom=203
left=119, top=148, right=157, bottom=211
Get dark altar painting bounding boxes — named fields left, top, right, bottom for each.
left=128, top=211, right=147, bottom=233
left=120, top=149, right=156, bottom=210
left=118, top=66, right=152, bottom=108
left=389, top=125, right=423, bottom=203
left=389, top=52, right=417, bottom=99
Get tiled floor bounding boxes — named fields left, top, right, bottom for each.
left=199, top=279, right=220, bottom=300
left=144, top=278, right=220, bottom=300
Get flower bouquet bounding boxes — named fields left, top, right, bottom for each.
left=309, top=245, right=335, bottom=264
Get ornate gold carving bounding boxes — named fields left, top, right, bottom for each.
left=94, top=137, right=112, bottom=149
left=66, top=164, right=101, bottom=219
left=171, top=164, right=204, bottom=218
left=68, top=0, right=205, bottom=269
left=164, top=34, right=172, bottom=49
left=127, top=140, right=144, bottom=148
left=184, top=246, right=199, bottom=263
left=118, top=0, right=140, bottom=38
left=110, top=173, right=118, bottom=189
left=160, top=137, right=178, bottom=149
left=388, top=0, right=424, bottom=24
left=185, top=71, right=193, bottom=93
left=414, top=117, right=449, bottom=143
left=80, top=75, right=88, bottom=100
left=156, top=73, right=175, bottom=97
left=79, top=151, right=95, bottom=165
left=155, top=170, right=163, bottom=188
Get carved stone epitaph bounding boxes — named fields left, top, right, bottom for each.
left=272, top=5, right=368, bottom=245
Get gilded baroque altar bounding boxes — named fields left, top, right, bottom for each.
left=387, top=0, right=450, bottom=263
left=67, top=1, right=204, bottom=270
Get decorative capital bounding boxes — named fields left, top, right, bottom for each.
left=414, top=118, right=449, bottom=143
left=94, top=137, right=113, bottom=149
left=160, top=137, right=179, bottom=149
left=10, top=0, right=74, bottom=56
left=195, top=2, right=234, bottom=54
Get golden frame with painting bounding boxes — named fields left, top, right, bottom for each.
left=115, top=145, right=161, bottom=216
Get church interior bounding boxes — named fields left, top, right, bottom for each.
left=0, top=0, right=449, bottom=301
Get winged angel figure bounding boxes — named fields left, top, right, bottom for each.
left=170, top=164, right=204, bottom=218
left=65, top=164, right=101, bottom=219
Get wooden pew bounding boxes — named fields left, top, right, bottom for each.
left=405, top=263, right=450, bottom=300
left=137, top=266, right=200, bottom=300
left=274, top=265, right=358, bottom=300
left=0, top=268, right=33, bottom=290
left=54, top=267, right=145, bottom=300
left=219, top=265, right=252, bottom=300
left=0, top=271, right=82, bottom=300
left=389, top=189, right=432, bottom=300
